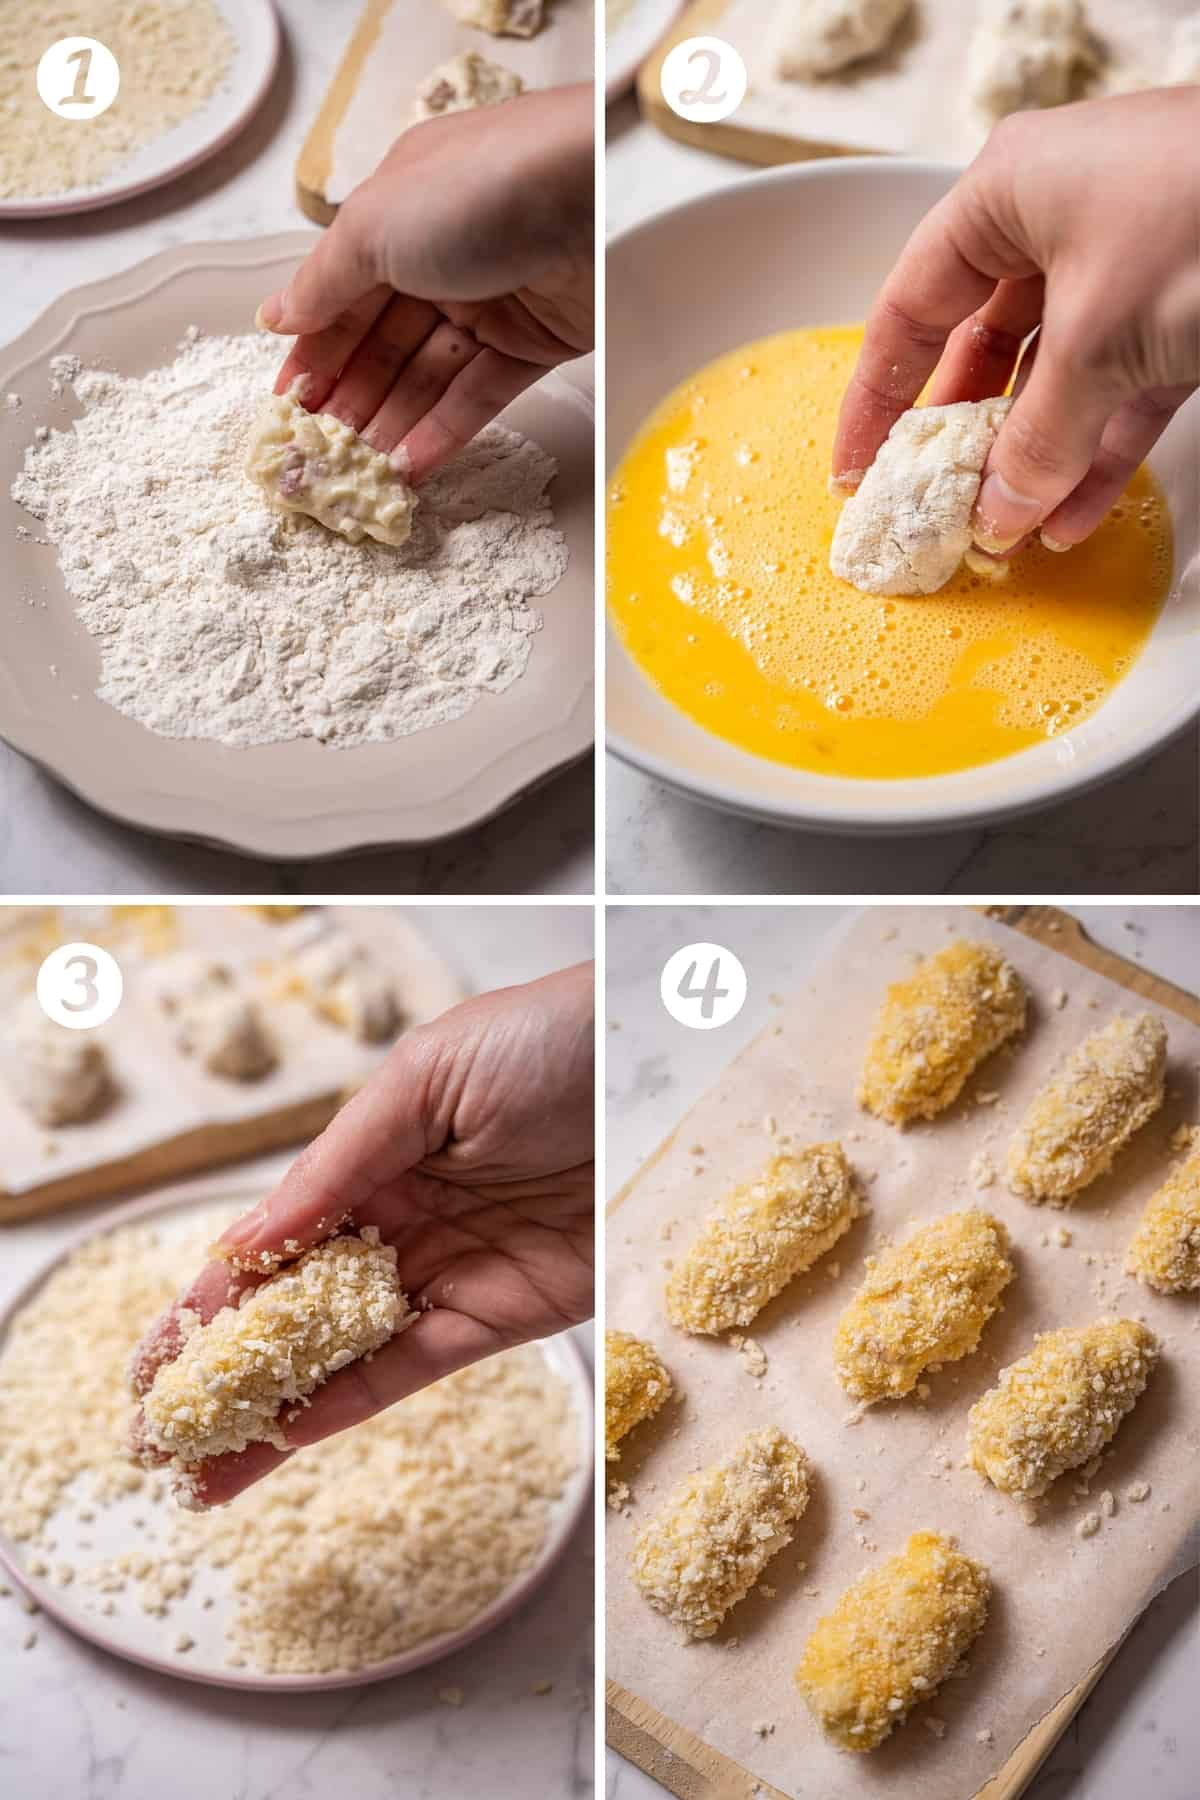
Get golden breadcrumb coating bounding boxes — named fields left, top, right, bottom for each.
left=796, top=1531, right=990, bottom=1751
left=833, top=1211, right=1013, bottom=1403
left=858, top=940, right=1026, bottom=1127
left=1006, top=1012, right=1167, bottom=1206
left=966, top=1319, right=1158, bottom=1500
left=665, top=1145, right=860, bottom=1335
left=140, top=1234, right=410, bottom=1465
left=1127, top=1141, right=1200, bottom=1293
left=605, top=1330, right=673, bottom=1461
left=630, top=1426, right=810, bottom=1639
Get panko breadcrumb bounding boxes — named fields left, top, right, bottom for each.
left=833, top=1212, right=1013, bottom=1404
left=795, top=1531, right=990, bottom=1751
left=966, top=1319, right=1159, bottom=1500
left=666, top=1145, right=860, bottom=1334
left=139, top=1234, right=411, bottom=1464
left=858, top=941, right=1026, bottom=1127
left=1126, top=1141, right=1200, bottom=1292
left=0, top=1210, right=577, bottom=1674
left=1006, top=1013, right=1167, bottom=1206
left=631, top=1427, right=810, bottom=1639
left=605, top=1330, right=673, bottom=1461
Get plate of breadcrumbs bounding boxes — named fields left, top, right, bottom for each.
left=0, top=1182, right=593, bottom=1689
left=0, top=1, right=281, bottom=219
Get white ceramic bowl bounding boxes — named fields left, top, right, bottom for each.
left=607, top=158, right=1200, bottom=836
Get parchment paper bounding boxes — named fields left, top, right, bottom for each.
left=0, top=906, right=465, bottom=1200
left=328, top=0, right=596, bottom=204
left=606, top=906, right=1200, bottom=1800
left=715, top=0, right=1199, bottom=164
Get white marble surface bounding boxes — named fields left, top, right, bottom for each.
left=0, top=1, right=593, bottom=896
left=0, top=903, right=596, bottom=1800
left=604, top=903, right=1199, bottom=1800
left=604, top=97, right=1200, bottom=897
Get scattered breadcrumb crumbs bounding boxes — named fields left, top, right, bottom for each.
left=1126, top=1482, right=1151, bottom=1503
left=174, top=1633, right=195, bottom=1653
left=970, top=1153, right=997, bottom=1191
left=1099, top=1489, right=1116, bottom=1517
left=22, top=1629, right=36, bottom=1650
left=731, top=1335, right=768, bottom=1378
left=438, top=1687, right=465, bottom=1707
left=1050, top=989, right=1068, bottom=1010
left=532, top=1679, right=554, bottom=1695
left=1077, top=1513, right=1101, bottom=1539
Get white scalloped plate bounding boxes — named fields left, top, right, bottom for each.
left=0, top=235, right=595, bottom=857
left=0, top=1181, right=594, bottom=1692
left=0, top=1, right=281, bottom=219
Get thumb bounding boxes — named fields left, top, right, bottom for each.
left=256, top=196, right=387, bottom=337
left=972, top=343, right=1117, bottom=553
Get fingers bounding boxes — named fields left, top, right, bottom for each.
left=972, top=337, right=1120, bottom=552
left=188, top=1309, right=502, bottom=1507
left=927, top=275, right=1045, bottom=406
left=390, top=349, right=545, bottom=482
left=1038, top=385, right=1192, bottom=549
left=319, top=293, right=442, bottom=433
left=359, top=320, right=485, bottom=455
left=271, top=284, right=395, bottom=410
left=831, top=198, right=1003, bottom=488
left=258, top=196, right=386, bottom=338
left=215, top=1031, right=442, bottom=1265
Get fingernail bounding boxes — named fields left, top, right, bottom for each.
left=828, top=470, right=860, bottom=499
left=1040, top=531, right=1071, bottom=553
left=973, top=471, right=1044, bottom=554
left=256, top=293, right=284, bottom=331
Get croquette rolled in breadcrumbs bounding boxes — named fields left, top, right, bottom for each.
left=966, top=1319, right=1158, bottom=1500
left=1006, top=1012, right=1167, bottom=1206
left=858, top=940, right=1026, bottom=1127
left=139, top=1233, right=411, bottom=1465
left=665, top=1145, right=860, bottom=1335
left=795, top=1531, right=990, bottom=1751
left=631, top=1426, right=809, bottom=1639
left=605, top=1330, right=673, bottom=1461
left=833, top=1211, right=1013, bottom=1404
left=1127, top=1140, right=1200, bottom=1293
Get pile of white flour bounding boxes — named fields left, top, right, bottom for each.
left=11, top=331, right=567, bottom=748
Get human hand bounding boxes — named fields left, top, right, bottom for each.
left=130, top=963, right=595, bottom=1505
left=832, top=88, right=1200, bottom=554
left=257, top=84, right=594, bottom=482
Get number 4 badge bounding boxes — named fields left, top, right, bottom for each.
left=660, top=942, right=748, bottom=1030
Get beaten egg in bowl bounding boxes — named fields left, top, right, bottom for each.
left=607, top=324, right=1172, bottom=781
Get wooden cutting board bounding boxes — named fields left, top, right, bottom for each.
left=297, top=0, right=596, bottom=224
left=0, top=907, right=465, bottom=1225
left=606, top=904, right=1200, bottom=1800
left=635, top=0, right=1196, bottom=170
